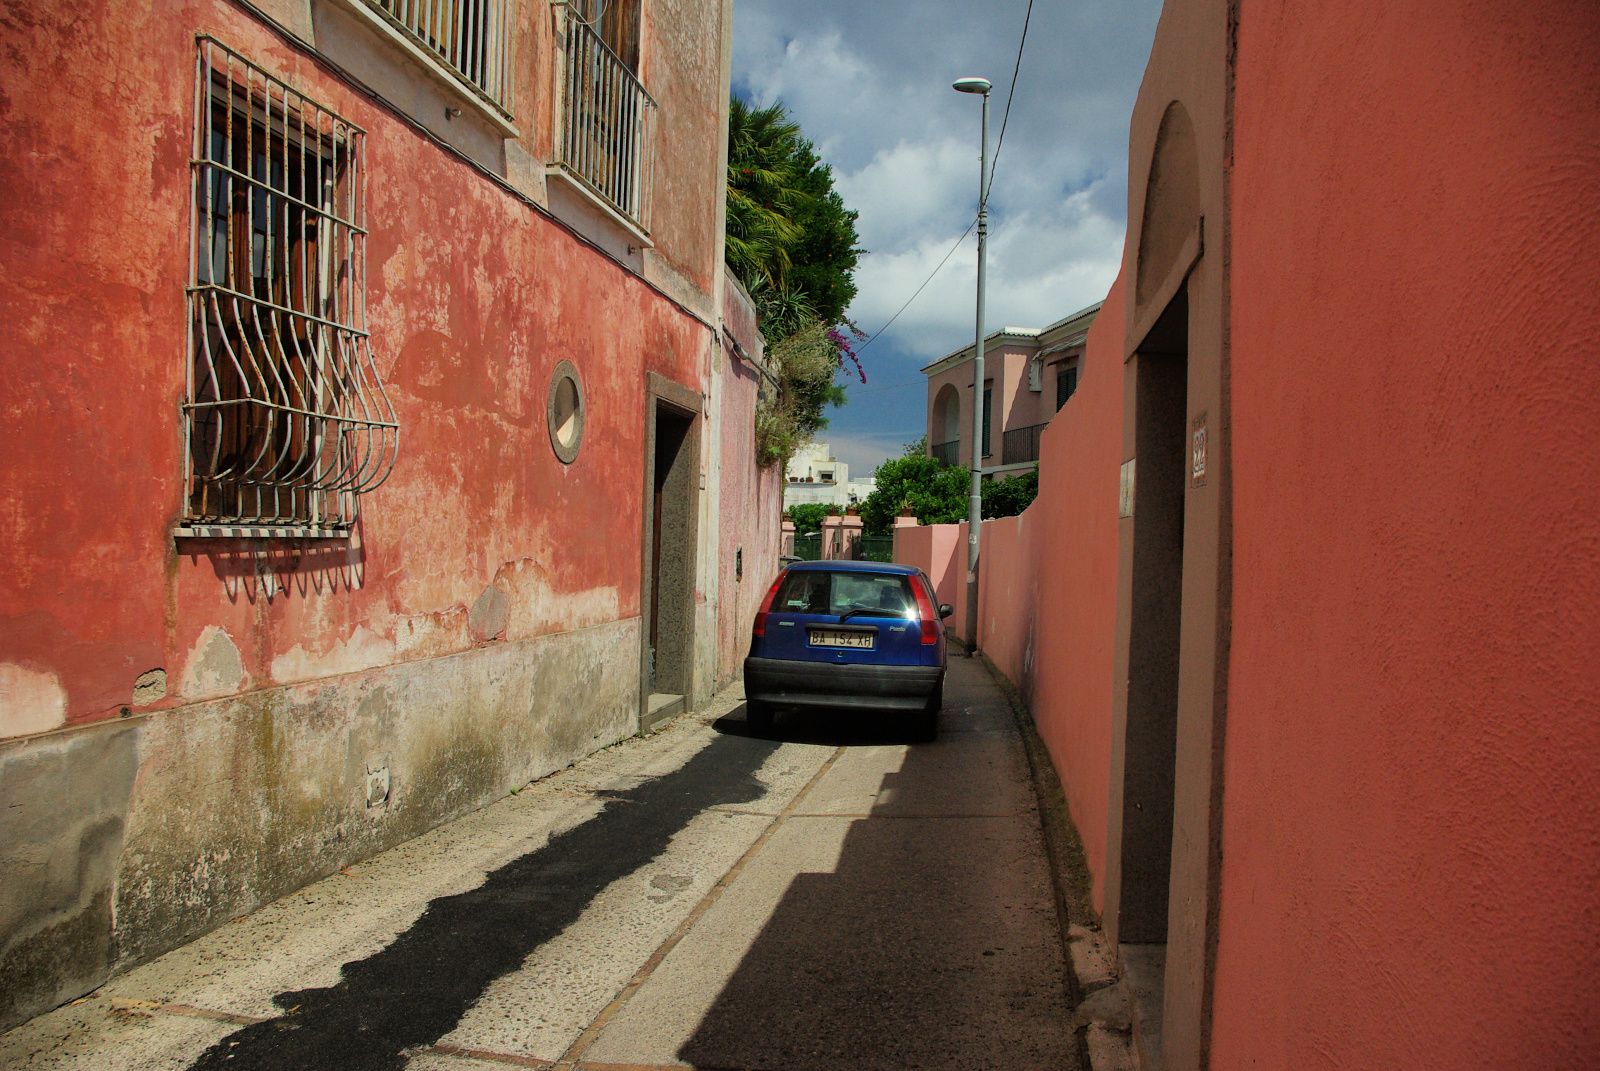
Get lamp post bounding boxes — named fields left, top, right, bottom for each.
left=953, top=75, right=991, bottom=655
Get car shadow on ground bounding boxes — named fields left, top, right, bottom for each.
left=712, top=702, right=934, bottom=747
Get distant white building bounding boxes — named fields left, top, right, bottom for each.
left=783, top=442, right=876, bottom=510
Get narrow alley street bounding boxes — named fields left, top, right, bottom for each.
left=0, top=659, right=1079, bottom=1071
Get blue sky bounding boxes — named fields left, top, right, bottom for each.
left=731, top=0, right=1163, bottom=476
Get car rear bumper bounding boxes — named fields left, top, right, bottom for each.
left=744, top=656, right=943, bottom=711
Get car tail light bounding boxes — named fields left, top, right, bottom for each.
left=752, top=574, right=784, bottom=638
left=911, top=577, right=940, bottom=645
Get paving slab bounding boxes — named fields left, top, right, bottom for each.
left=0, top=994, right=234, bottom=1071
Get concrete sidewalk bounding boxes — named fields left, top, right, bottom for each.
left=1, top=658, right=1086, bottom=1071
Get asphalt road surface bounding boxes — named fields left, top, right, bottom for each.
left=0, top=657, right=1077, bottom=1071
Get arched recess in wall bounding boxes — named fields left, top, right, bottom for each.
left=933, top=384, right=962, bottom=449
left=1135, top=100, right=1201, bottom=315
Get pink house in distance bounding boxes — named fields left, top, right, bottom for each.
left=923, top=302, right=1100, bottom=476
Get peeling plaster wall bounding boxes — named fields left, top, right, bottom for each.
left=0, top=0, right=746, bottom=1031
left=114, top=618, right=639, bottom=967
left=0, top=620, right=637, bottom=1030
left=0, top=726, right=139, bottom=1032
left=640, top=0, right=729, bottom=310
left=1, top=0, right=713, bottom=731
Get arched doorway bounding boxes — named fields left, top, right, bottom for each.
left=1107, top=67, right=1232, bottom=1070
left=931, top=384, right=962, bottom=466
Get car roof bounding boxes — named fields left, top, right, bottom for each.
left=783, top=560, right=918, bottom=576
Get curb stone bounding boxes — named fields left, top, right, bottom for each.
left=975, top=652, right=1138, bottom=1071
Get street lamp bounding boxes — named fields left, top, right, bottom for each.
left=953, top=75, right=990, bottom=655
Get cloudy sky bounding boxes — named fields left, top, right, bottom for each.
left=731, top=0, right=1163, bottom=476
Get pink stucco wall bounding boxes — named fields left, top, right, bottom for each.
left=975, top=513, right=1035, bottom=688
left=898, top=6, right=1598, bottom=1066
left=715, top=281, right=782, bottom=689
left=947, top=276, right=1126, bottom=909
left=1210, top=3, right=1600, bottom=1066
left=891, top=521, right=967, bottom=644
left=898, top=282, right=1125, bottom=911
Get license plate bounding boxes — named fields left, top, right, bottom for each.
left=809, top=630, right=873, bottom=649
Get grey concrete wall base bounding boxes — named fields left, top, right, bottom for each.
left=0, top=724, right=139, bottom=1034
left=975, top=654, right=1138, bottom=1071
left=0, top=617, right=640, bottom=1032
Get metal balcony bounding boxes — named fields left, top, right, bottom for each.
left=555, top=11, right=657, bottom=229
left=1002, top=422, right=1048, bottom=465
left=931, top=439, right=960, bottom=467
left=367, top=0, right=512, bottom=113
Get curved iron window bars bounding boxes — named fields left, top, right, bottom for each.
left=183, top=37, right=399, bottom=536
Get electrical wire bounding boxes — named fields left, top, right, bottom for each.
left=846, top=0, right=1034, bottom=372
left=853, top=216, right=977, bottom=359
left=986, top=0, right=1035, bottom=200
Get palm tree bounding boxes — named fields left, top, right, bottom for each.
left=725, top=98, right=807, bottom=293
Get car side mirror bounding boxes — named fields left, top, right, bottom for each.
left=938, top=603, right=954, bottom=619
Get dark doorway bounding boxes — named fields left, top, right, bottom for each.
left=643, top=400, right=696, bottom=728
left=1113, top=285, right=1189, bottom=1049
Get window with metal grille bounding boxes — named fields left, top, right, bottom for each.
left=183, top=39, right=398, bottom=537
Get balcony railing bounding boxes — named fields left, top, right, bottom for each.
left=931, top=439, right=960, bottom=467
left=368, top=0, right=512, bottom=113
left=556, top=11, right=657, bottom=229
left=1002, top=422, right=1049, bottom=465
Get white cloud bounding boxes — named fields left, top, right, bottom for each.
left=732, top=0, right=1162, bottom=475
left=835, top=137, right=976, bottom=254
left=847, top=180, right=1124, bottom=358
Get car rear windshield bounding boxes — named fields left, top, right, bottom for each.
left=772, top=570, right=918, bottom=618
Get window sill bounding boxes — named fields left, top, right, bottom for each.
left=546, top=164, right=654, bottom=249
left=329, top=0, right=520, bottom=138
left=175, top=524, right=351, bottom=540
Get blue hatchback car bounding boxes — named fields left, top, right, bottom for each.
left=743, top=560, right=952, bottom=739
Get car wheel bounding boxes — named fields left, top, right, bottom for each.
left=747, top=699, right=774, bottom=734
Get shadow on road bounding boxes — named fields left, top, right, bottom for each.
left=712, top=703, right=933, bottom=747
left=681, top=690, right=1077, bottom=1070
left=186, top=730, right=782, bottom=1071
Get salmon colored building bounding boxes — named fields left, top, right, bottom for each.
left=922, top=302, right=1099, bottom=476
left=899, top=1, right=1600, bottom=1067
left=0, top=0, right=780, bottom=1031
